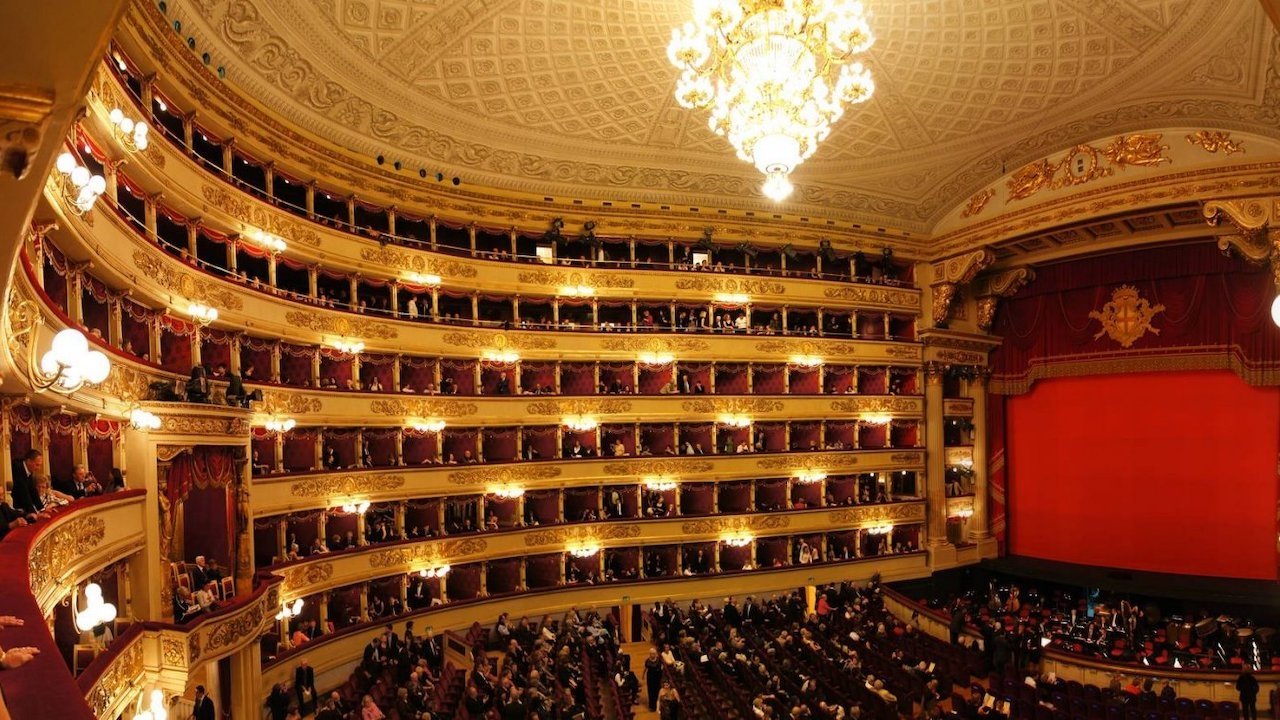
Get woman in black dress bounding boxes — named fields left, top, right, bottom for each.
left=644, top=648, right=664, bottom=711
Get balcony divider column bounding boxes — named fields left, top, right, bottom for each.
left=632, top=363, right=639, bottom=393
left=512, top=297, right=521, bottom=328
left=710, top=425, right=718, bottom=455
left=712, top=483, right=720, bottom=513
left=349, top=275, right=360, bottom=311
left=781, top=306, right=789, bottom=333
left=747, top=363, right=754, bottom=393
left=147, top=315, right=162, bottom=366
left=229, top=335, right=241, bottom=375
left=345, top=197, right=356, bottom=229
left=852, top=421, right=861, bottom=450
left=554, top=361, right=562, bottom=394
left=190, top=327, right=202, bottom=369
left=785, top=478, right=794, bottom=509
left=591, top=299, right=598, bottom=328
left=818, top=422, right=826, bottom=449
left=558, top=557, right=566, bottom=585
left=267, top=254, right=277, bottom=288
left=437, top=504, right=446, bottom=536
left=433, top=359, right=442, bottom=390
left=389, top=282, right=399, bottom=317
left=435, top=427, right=443, bottom=460
left=517, top=494, right=526, bottom=527
left=473, top=361, right=482, bottom=394
left=185, top=220, right=199, bottom=259
left=391, top=356, right=402, bottom=392
left=310, top=347, right=321, bottom=388
left=358, top=586, right=369, bottom=623
left=709, top=361, right=716, bottom=393
left=351, top=353, right=362, bottom=388
left=552, top=299, right=560, bottom=326
left=519, top=559, right=527, bottom=591
left=356, top=510, right=367, bottom=547
left=817, top=365, right=825, bottom=393
left=276, top=521, right=287, bottom=563
left=226, top=238, right=238, bottom=275
left=262, top=161, right=275, bottom=199
left=784, top=365, right=791, bottom=394
left=630, top=303, right=637, bottom=330
left=387, top=207, right=397, bottom=238
left=221, top=138, right=235, bottom=176
left=307, top=266, right=318, bottom=299
left=107, top=298, right=123, bottom=349
left=479, top=562, right=489, bottom=597
left=515, top=428, right=523, bottom=460
left=557, top=492, right=565, bottom=522
left=817, top=308, right=825, bottom=336
left=313, top=432, right=324, bottom=471
left=476, top=496, right=485, bottom=530
left=592, top=364, right=600, bottom=393
left=470, top=294, right=479, bottom=326
left=924, top=362, right=955, bottom=566
left=714, top=541, right=721, bottom=572
left=394, top=502, right=406, bottom=537
left=399, top=576, right=408, bottom=612
left=749, top=480, right=756, bottom=511
left=317, top=512, right=328, bottom=551
left=317, top=592, right=329, bottom=632
left=304, top=182, right=316, bottom=217
left=274, top=432, right=284, bottom=473
left=968, top=369, right=992, bottom=547
left=784, top=422, right=791, bottom=451
left=467, top=224, right=477, bottom=256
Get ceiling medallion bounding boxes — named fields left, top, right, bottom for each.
left=668, top=0, right=875, bottom=202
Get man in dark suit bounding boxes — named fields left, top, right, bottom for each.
left=10, top=449, right=44, bottom=515
left=0, top=502, right=35, bottom=540
left=193, top=685, right=215, bottom=720
left=294, top=659, right=317, bottom=715
left=54, top=464, right=98, bottom=500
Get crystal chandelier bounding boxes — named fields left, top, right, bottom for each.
left=668, top=0, right=875, bottom=201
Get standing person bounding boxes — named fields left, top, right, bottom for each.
left=644, top=648, right=664, bottom=711
left=192, top=685, right=215, bottom=720
left=295, top=659, right=317, bottom=715
left=1237, top=668, right=1260, bottom=720
left=10, top=449, right=44, bottom=515
left=266, top=683, right=292, bottom=720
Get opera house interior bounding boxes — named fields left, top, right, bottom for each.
left=3, top=0, right=1280, bottom=718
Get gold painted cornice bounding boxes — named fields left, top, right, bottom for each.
left=271, top=501, right=925, bottom=598
left=250, top=448, right=926, bottom=516
left=49, top=193, right=926, bottom=363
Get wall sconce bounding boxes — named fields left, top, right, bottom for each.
left=482, top=349, right=520, bottom=365
left=248, top=229, right=287, bottom=254
left=860, top=412, right=892, bottom=426
left=789, top=355, right=823, bottom=368
left=563, top=415, right=599, bottom=432
left=950, top=507, right=974, bottom=520
left=721, top=532, right=753, bottom=548
left=559, top=284, right=595, bottom=297
left=53, top=152, right=106, bottom=215
left=131, top=688, right=168, bottom=720
left=489, top=485, right=525, bottom=499
left=107, top=108, right=150, bottom=152
left=263, top=416, right=296, bottom=433
left=274, top=598, right=304, bottom=621
left=128, top=406, right=161, bottom=430
left=187, top=302, right=219, bottom=327
left=74, top=583, right=118, bottom=633
left=643, top=476, right=678, bottom=491
left=332, top=338, right=365, bottom=355
left=638, top=351, right=675, bottom=367
left=339, top=500, right=371, bottom=515
left=866, top=523, right=894, bottom=536
left=713, top=292, right=750, bottom=306
left=568, top=543, right=601, bottom=558
left=718, top=413, right=752, bottom=428
left=407, top=273, right=442, bottom=287
left=409, top=418, right=446, bottom=433
left=795, top=469, right=827, bottom=485
left=32, top=327, right=111, bottom=394
left=418, top=564, right=450, bottom=579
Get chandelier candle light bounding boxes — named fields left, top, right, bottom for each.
left=54, top=152, right=107, bottom=215
left=668, top=0, right=876, bottom=201
left=37, top=328, right=111, bottom=393
left=264, top=416, right=296, bottom=433
left=187, top=302, right=218, bottom=326
left=107, top=108, right=150, bottom=152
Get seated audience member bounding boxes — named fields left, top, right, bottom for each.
left=173, top=587, right=202, bottom=622
left=35, top=476, right=72, bottom=508
left=55, top=464, right=101, bottom=499
left=186, top=366, right=212, bottom=403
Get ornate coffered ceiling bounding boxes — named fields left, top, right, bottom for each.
left=170, top=0, right=1278, bottom=233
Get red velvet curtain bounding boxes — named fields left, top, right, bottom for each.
left=280, top=344, right=314, bottom=386
left=200, top=328, right=233, bottom=373
left=789, top=366, right=820, bottom=394
left=326, top=431, right=357, bottom=467
left=159, top=316, right=194, bottom=374
left=988, top=393, right=1008, bottom=553
left=858, top=367, right=888, bottom=394
left=991, top=241, right=1280, bottom=391
left=718, top=481, right=750, bottom=513
left=85, top=419, right=119, bottom=484
left=754, top=366, right=786, bottom=394
left=638, top=365, right=673, bottom=394
left=319, top=353, right=353, bottom=386
left=46, top=414, right=76, bottom=483
left=446, top=564, right=481, bottom=600
left=400, top=357, right=436, bottom=392
left=403, top=433, right=438, bottom=464
left=482, top=428, right=517, bottom=462
left=365, top=430, right=397, bottom=466
left=283, top=431, right=316, bottom=471
left=240, top=337, right=274, bottom=380
left=715, top=364, right=749, bottom=394
left=680, top=483, right=714, bottom=515
left=525, top=554, right=560, bottom=589
left=80, top=279, right=110, bottom=339
left=560, top=363, right=595, bottom=395
left=121, top=300, right=153, bottom=361
left=600, top=425, right=635, bottom=456
left=440, top=359, right=476, bottom=395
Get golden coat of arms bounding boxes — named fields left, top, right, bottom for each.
left=1088, top=285, right=1165, bottom=348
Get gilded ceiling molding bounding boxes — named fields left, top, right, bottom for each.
left=599, top=337, right=710, bottom=353
left=1205, top=197, right=1280, bottom=282
left=85, top=636, right=143, bottom=718
left=930, top=248, right=995, bottom=326
left=1185, top=131, right=1245, bottom=155
left=828, top=502, right=925, bottom=526
left=279, top=562, right=333, bottom=594
left=889, top=452, right=925, bottom=464
left=525, top=399, right=633, bottom=416
left=256, top=390, right=322, bottom=416
left=672, top=277, right=787, bottom=295
left=368, top=398, right=479, bottom=418
left=359, top=246, right=478, bottom=279
left=288, top=474, right=406, bottom=498
left=445, top=465, right=562, bottom=487
left=599, top=458, right=715, bottom=476
left=523, top=524, right=642, bottom=547
left=155, top=413, right=251, bottom=437
left=756, top=453, right=859, bottom=471
left=680, top=398, right=785, bottom=415
left=367, top=537, right=488, bottom=569
left=819, top=286, right=920, bottom=310
left=829, top=397, right=922, bottom=415
left=0, top=83, right=55, bottom=180
left=1005, top=134, right=1172, bottom=202
left=972, top=267, right=1036, bottom=333
left=283, top=310, right=398, bottom=340
left=961, top=190, right=995, bottom=219
left=439, top=331, right=555, bottom=351
left=201, top=185, right=320, bottom=247
left=680, top=515, right=790, bottom=535
left=516, top=269, right=634, bottom=289
left=132, top=249, right=245, bottom=310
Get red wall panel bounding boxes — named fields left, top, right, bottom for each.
left=1008, top=371, right=1278, bottom=580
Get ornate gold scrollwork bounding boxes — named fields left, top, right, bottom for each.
left=972, top=266, right=1036, bottom=332
left=930, top=248, right=995, bottom=325
left=1006, top=134, right=1171, bottom=202
left=1205, top=198, right=1280, bottom=284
